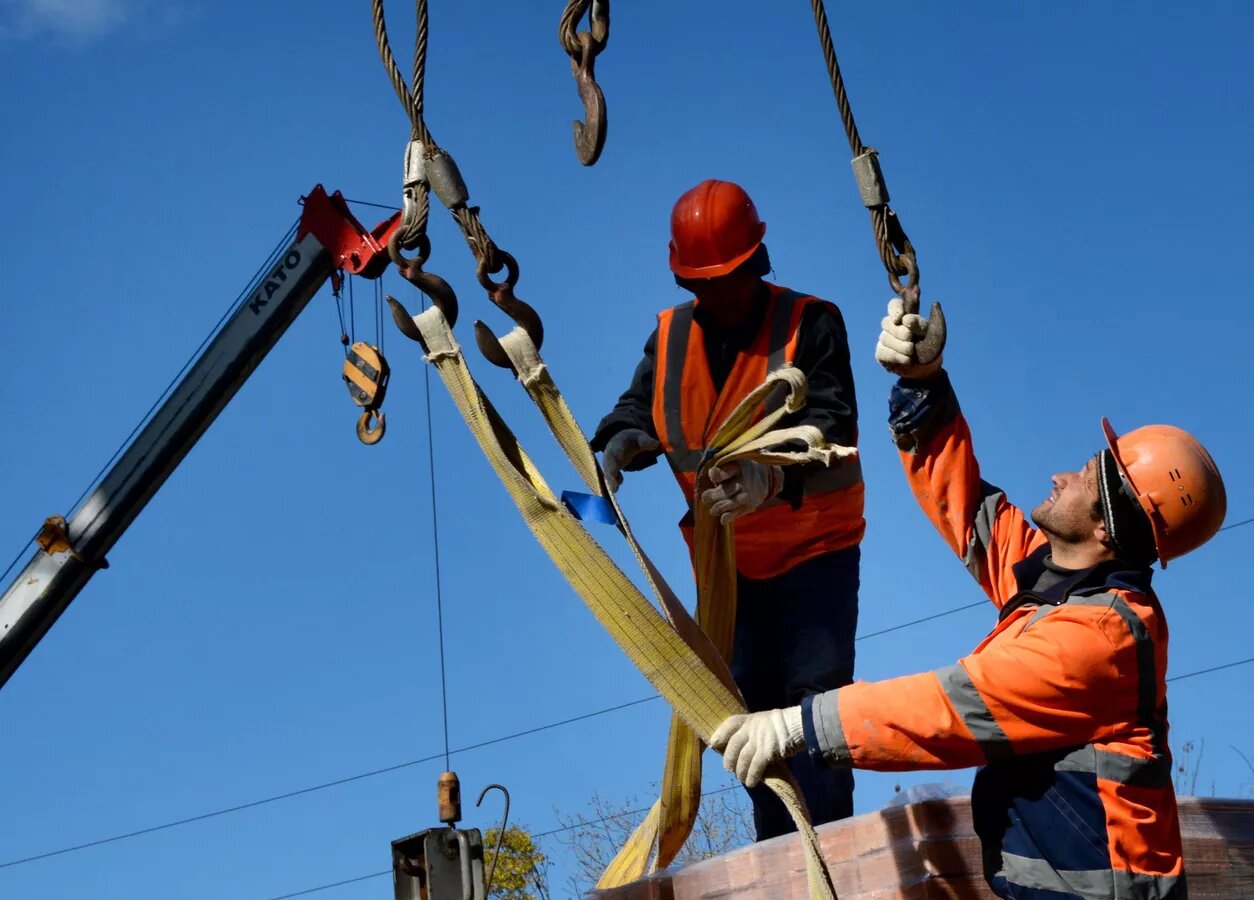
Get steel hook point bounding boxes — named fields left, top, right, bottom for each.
left=471, top=303, right=543, bottom=371
left=571, top=34, right=607, bottom=165
left=385, top=295, right=428, bottom=348
left=897, top=262, right=946, bottom=367
left=473, top=320, right=513, bottom=370
left=914, top=301, right=946, bottom=366
left=475, top=784, right=511, bottom=899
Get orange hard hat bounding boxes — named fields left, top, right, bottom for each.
left=1101, top=418, right=1226, bottom=567
left=668, top=180, right=766, bottom=279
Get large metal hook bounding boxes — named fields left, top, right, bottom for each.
left=476, top=784, right=511, bottom=899
left=897, top=268, right=946, bottom=367
left=571, top=31, right=607, bottom=166
left=472, top=250, right=545, bottom=373
left=386, top=268, right=459, bottom=354
left=385, top=238, right=460, bottom=353
left=356, top=408, right=386, bottom=445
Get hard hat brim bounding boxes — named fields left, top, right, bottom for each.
left=668, top=223, right=766, bottom=279
left=1101, top=416, right=1168, bottom=569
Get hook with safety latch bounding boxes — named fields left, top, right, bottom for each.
left=471, top=250, right=545, bottom=375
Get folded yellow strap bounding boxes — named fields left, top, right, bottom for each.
left=621, top=368, right=856, bottom=880
left=414, top=315, right=840, bottom=899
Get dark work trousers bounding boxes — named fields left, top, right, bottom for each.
left=730, top=545, right=859, bottom=841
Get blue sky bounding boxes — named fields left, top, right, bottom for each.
left=1, top=1, right=1252, bottom=897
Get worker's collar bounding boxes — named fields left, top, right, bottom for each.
left=691, top=281, right=770, bottom=338
left=1000, top=545, right=1154, bottom=621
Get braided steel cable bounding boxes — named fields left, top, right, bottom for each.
left=809, top=0, right=916, bottom=293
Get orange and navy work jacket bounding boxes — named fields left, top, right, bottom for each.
left=650, top=284, right=864, bottom=580
left=801, top=373, right=1184, bottom=900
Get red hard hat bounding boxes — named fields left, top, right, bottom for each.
left=1101, top=418, right=1227, bottom=567
left=668, top=180, right=766, bottom=279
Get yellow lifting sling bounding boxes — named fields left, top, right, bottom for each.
left=388, top=299, right=853, bottom=899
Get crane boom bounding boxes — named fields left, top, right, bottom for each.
left=0, top=186, right=399, bottom=689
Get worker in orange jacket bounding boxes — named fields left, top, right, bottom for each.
left=591, top=180, right=865, bottom=839
left=711, top=296, right=1226, bottom=900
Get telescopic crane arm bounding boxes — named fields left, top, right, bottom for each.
left=0, top=186, right=401, bottom=690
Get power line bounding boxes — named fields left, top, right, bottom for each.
left=266, top=869, right=390, bottom=900
left=532, top=785, right=741, bottom=840
left=4, top=511, right=1252, bottom=871
left=6, top=648, right=1251, bottom=878
left=263, top=785, right=744, bottom=900
left=853, top=511, right=1254, bottom=643
left=5, top=597, right=1252, bottom=876
left=856, top=600, right=986, bottom=640
left=1167, top=656, right=1254, bottom=683
left=0, top=695, right=660, bottom=871
left=0, top=592, right=993, bottom=870
left=0, top=593, right=983, bottom=871
left=257, top=651, right=1254, bottom=897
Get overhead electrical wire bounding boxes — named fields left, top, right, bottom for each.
left=264, top=785, right=745, bottom=900
left=0, top=695, right=661, bottom=871
left=4, top=634, right=1252, bottom=873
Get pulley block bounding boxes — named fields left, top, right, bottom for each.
left=342, top=342, right=390, bottom=445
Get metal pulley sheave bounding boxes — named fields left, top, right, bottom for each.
left=342, top=341, right=391, bottom=444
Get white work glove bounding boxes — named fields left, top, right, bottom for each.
left=710, top=707, right=806, bottom=789
left=601, top=428, right=661, bottom=493
left=699, top=461, right=783, bottom=524
left=875, top=296, right=943, bottom=379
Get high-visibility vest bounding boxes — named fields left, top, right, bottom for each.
left=651, top=284, right=864, bottom=580
left=804, top=396, right=1187, bottom=899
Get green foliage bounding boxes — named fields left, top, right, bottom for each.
left=482, top=825, right=550, bottom=900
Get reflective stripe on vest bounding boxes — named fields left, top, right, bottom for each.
left=995, top=853, right=1184, bottom=900
left=936, top=662, right=1015, bottom=762
left=652, top=286, right=864, bottom=578
left=656, top=288, right=851, bottom=484
left=983, top=590, right=1181, bottom=898
left=942, top=591, right=1171, bottom=782
left=1028, top=592, right=1170, bottom=764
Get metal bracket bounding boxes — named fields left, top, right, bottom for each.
left=36, top=516, right=108, bottom=570
left=298, top=185, right=403, bottom=280
left=392, top=827, right=485, bottom=900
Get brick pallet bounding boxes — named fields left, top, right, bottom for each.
left=590, top=796, right=1254, bottom=899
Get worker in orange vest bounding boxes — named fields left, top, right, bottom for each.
left=711, top=297, right=1226, bottom=900
left=591, top=180, right=866, bottom=840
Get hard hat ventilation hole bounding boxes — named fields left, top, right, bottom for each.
left=1181, top=493, right=1194, bottom=507
left=1169, top=468, right=1182, bottom=481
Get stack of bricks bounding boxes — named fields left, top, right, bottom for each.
left=589, top=796, right=1254, bottom=899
